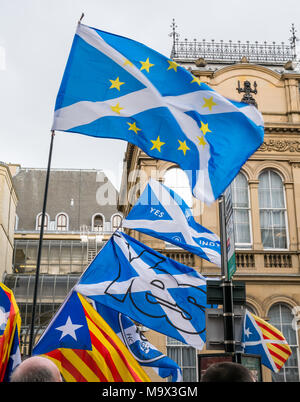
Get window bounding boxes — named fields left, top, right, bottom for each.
left=163, top=168, right=193, bottom=207
left=258, top=170, right=288, bottom=249
left=166, top=337, right=197, bottom=382
left=36, top=213, right=49, bottom=231
left=231, top=172, right=252, bottom=248
left=56, top=213, right=68, bottom=231
left=92, top=214, right=104, bottom=232
left=111, top=214, right=122, bottom=231
left=268, top=304, right=299, bottom=382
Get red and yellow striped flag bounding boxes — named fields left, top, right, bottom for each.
left=243, top=310, right=292, bottom=373
left=33, top=292, right=150, bottom=382
left=252, top=313, right=292, bottom=372
left=0, top=282, right=21, bottom=381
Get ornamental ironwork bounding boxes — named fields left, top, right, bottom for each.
left=236, top=80, right=258, bottom=107
left=169, top=19, right=297, bottom=65
left=171, top=38, right=295, bottom=65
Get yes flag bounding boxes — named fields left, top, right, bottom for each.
left=33, top=291, right=150, bottom=382
left=242, top=310, right=291, bottom=373
left=95, top=302, right=182, bottom=382
left=52, top=23, right=264, bottom=204
left=123, top=178, right=221, bottom=266
left=75, top=231, right=211, bottom=349
left=0, top=283, right=21, bottom=382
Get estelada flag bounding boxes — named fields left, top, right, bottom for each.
left=0, top=282, right=21, bottom=381
left=33, top=291, right=150, bottom=382
left=242, top=309, right=292, bottom=372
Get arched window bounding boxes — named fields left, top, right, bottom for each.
left=268, top=304, right=299, bottom=382
left=56, top=213, right=68, bottom=231
left=92, top=214, right=104, bottom=232
left=231, top=172, right=252, bottom=248
left=258, top=170, right=288, bottom=249
left=36, top=213, right=49, bottom=231
left=163, top=168, right=193, bottom=207
left=111, top=214, right=122, bottom=231
left=245, top=304, right=257, bottom=315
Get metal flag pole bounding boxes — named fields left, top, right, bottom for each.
left=28, top=130, right=55, bottom=356
left=218, top=194, right=236, bottom=357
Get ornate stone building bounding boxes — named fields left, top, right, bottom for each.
left=119, top=27, right=300, bottom=382
left=0, top=162, right=18, bottom=278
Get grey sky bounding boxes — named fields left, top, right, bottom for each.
left=0, top=0, right=299, bottom=189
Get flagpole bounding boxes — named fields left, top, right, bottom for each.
left=218, top=195, right=236, bottom=357
left=28, top=130, right=55, bottom=356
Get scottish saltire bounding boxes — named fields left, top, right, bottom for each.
left=52, top=23, right=264, bottom=204
left=75, top=231, right=211, bottom=349
left=242, top=309, right=292, bottom=372
left=33, top=291, right=150, bottom=382
left=123, top=178, right=221, bottom=266
left=95, top=302, right=182, bottom=381
left=0, top=283, right=21, bottom=382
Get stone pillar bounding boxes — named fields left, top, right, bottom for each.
left=249, top=180, right=262, bottom=250
left=284, top=78, right=300, bottom=123
left=284, top=181, right=297, bottom=251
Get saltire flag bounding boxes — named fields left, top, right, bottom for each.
left=242, top=309, right=292, bottom=373
left=33, top=291, right=150, bottom=382
left=123, top=178, right=221, bottom=266
left=52, top=22, right=264, bottom=204
left=95, top=302, right=182, bottom=382
left=75, top=230, right=211, bottom=349
left=0, top=283, right=21, bottom=382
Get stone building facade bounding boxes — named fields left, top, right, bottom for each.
left=119, top=33, right=300, bottom=382
left=0, top=162, right=18, bottom=278
left=3, top=167, right=121, bottom=354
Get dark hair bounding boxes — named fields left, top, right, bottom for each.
left=10, top=366, right=57, bottom=382
left=201, top=362, right=254, bottom=382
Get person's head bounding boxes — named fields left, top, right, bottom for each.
left=201, top=361, right=255, bottom=382
left=10, top=356, right=62, bottom=382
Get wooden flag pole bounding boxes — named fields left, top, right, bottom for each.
left=28, top=130, right=55, bottom=356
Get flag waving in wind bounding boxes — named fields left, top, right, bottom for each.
left=33, top=291, right=150, bottom=382
left=95, top=302, right=182, bottom=382
left=242, top=310, right=292, bottom=373
left=123, top=178, right=221, bottom=266
left=0, top=283, right=21, bottom=382
left=52, top=22, right=264, bottom=204
left=75, top=231, right=211, bottom=349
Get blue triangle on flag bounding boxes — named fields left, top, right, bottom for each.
left=128, top=183, right=173, bottom=222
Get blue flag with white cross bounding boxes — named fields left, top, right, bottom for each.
left=123, top=178, right=221, bottom=266
left=52, top=22, right=264, bottom=204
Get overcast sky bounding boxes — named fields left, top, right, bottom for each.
left=0, top=0, right=299, bottom=189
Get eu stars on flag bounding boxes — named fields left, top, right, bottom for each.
left=52, top=22, right=264, bottom=204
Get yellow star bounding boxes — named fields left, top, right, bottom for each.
left=124, top=59, right=133, bottom=67
left=177, top=140, right=190, bottom=156
left=109, top=77, right=125, bottom=91
left=110, top=103, right=123, bottom=115
left=127, top=121, right=141, bottom=134
left=150, top=136, right=165, bottom=152
left=191, top=76, right=202, bottom=86
left=200, top=121, right=211, bottom=136
left=197, top=135, right=207, bottom=148
left=202, top=96, right=217, bottom=111
left=167, top=60, right=178, bottom=72
left=140, top=57, right=154, bottom=73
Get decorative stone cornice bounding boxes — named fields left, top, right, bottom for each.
left=264, top=126, right=300, bottom=133
left=258, top=139, right=300, bottom=152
